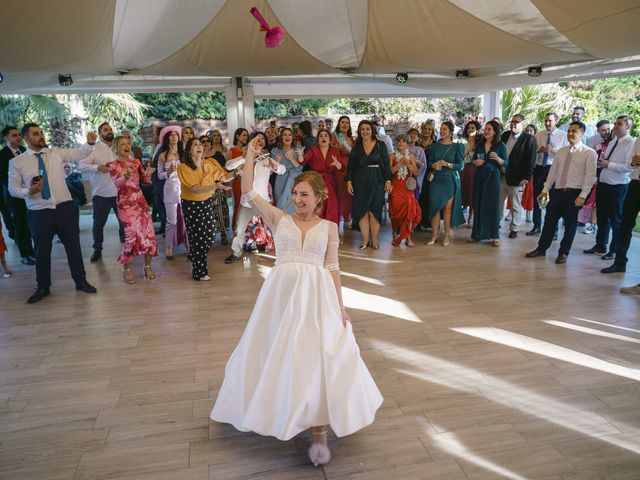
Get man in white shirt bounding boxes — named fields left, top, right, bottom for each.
left=584, top=115, right=635, bottom=260
left=560, top=106, right=595, bottom=139
left=527, top=112, right=568, bottom=236
left=9, top=123, right=98, bottom=303
left=372, top=120, right=394, bottom=154
left=525, top=122, right=597, bottom=264
left=601, top=134, right=640, bottom=279
left=78, top=122, right=123, bottom=263
left=225, top=144, right=286, bottom=264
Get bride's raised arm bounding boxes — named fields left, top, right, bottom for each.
left=241, top=136, right=284, bottom=229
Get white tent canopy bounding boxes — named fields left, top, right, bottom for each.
left=2, top=0, right=640, bottom=96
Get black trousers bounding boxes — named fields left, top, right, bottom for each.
left=595, top=182, right=628, bottom=254
left=27, top=201, right=87, bottom=290
left=92, top=195, right=124, bottom=251
left=152, top=173, right=166, bottom=231
left=537, top=188, right=581, bottom=255
left=8, top=194, right=35, bottom=258
left=0, top=184, right=15, bottom=237
left=532, top=165, right=551, bottom=229
left=614, top=179, right=640, bottom=267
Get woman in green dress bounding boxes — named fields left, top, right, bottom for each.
left=346, top=120, right=393, bottom=250
left=470, top=120, right=509, bottom=246
left=426, top=121, right=465, bottom=246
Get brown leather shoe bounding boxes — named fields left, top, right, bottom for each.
left=555, top=253, right=568, bottom=264
left=525, top=249, right=545, bottom=258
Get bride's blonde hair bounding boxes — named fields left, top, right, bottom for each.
left=292, top=171, right=328, bottom=212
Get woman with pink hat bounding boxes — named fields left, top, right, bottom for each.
left=157, top=126, right=189, bottom=259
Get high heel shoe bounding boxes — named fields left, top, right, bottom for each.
left=372, top=243, right=380, bottom=250
left=165, top=248, right=174, bottom=260
left=359, top=241, right=369, bottom=251
left=309, top=429, right=331, bottom=467
left=405, top=239, right=415, bottom=248
left=143, top=265, right=156, bottom=280
left=0, top=259, right=12, bottom=278
left=123, top=268, right=135, bottom=284
left=442, top=235, right=451, bottom=247
left=427, top=237, right=438, bottom=245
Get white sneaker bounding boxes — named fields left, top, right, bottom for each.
left=582, top=223, right=594, bottom=234
left=620, top=284, right=640, bottom=295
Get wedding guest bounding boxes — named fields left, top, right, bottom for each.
left=528, top=112, right=568, bottom=236
left=331, top=116, right=355, bottom=227
left=181, top=126, right=195, bottom=148
left=500, top=114, right=537, bottom=239
left=9, top=123, right=98, bottom=303
left=345, top=120, right=392, bottom=250
left=0, top=126, right=34, bottom=265
left=426, top=121, right=465, bottom=246
left=417, top=123, right=436, bottom=228
left=522, top=124, right=538, bottom=222
left=78, top=122, right=124, bottom=263
left=201, top=135, right=230, bottom=245
left=298, top=120, right=316, bottom=154
left=389, top=134, right=421, bottom=247
left=602, top=136, right=640, bottom=275
left=584, top=115, right=635, bottom=260
left=526, top=122, right=597, bottom=264
left=209, top=129, right=228, bottom=156
left=0, top=218, right=11, bottom=278
left=459, top=120, right=481, bottom=227
left=179, top=138, right=231, bottom=279
left=272, top=127, right=303, bottom=214
left=265, top=126, right=279, bottom=152
left=157, top=128, right=188, bottom=259
left=105, top=136, right=158, bottom=283
left=227, top=128, right=248, bottom=230
left=469, top=120, right=509, bottom=246
left=302, top=129, right=342, bottom=224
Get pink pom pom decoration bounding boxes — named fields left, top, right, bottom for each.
left=250, top=7, right=286, bottom=48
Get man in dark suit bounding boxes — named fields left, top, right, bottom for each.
left=0, top=126, right=35, bottom=264
left=500, top=114, right=537, bottom=238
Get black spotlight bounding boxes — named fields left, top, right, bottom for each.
left=456, top=70, right=470, bottom=80
left=528, top=66, right=543, bottom=78
left=395, top=72, right=408, bottom=84
left=58, top=74, right=73, bottom=87
left=0, top=72, right=3, bottom=83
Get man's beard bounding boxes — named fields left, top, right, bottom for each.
left=103, top=133, right=114, bottom=142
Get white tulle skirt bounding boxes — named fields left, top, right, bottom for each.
left=211, top=262, right=383, bottom=441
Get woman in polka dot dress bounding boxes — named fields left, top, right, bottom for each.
left=178, top=138, right=232, bottom=281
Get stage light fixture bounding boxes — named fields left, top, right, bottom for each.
left=0, top=72, right=3, bottom=83
left=456, top=70, right=469, bottom=80
left=395, top=72, right=408, bottom=84
left=528, top=66, right=543, bottom=77
left=58, top=74, right=73, bottom=87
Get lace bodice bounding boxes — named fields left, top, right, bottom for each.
left=245, top=190, right=339, bottom=271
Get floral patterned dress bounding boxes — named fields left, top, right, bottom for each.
left=106, top=159, right=158, bottom=264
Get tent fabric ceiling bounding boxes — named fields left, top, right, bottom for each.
left=1, top=0, right=640, bottom=95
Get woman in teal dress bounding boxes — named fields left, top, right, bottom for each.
left=346, top=120, right=393, bottom=250
left=427, top=121, right=465, bottom=246
left=470, top=120, right=509, bottom=246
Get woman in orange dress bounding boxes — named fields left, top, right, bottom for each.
left=389, top=134, right=422, bottom=247
left=227, top=128, right=248, bottom=230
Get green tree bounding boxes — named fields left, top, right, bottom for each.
left=592, top=76, right=640, bottom=136
left=501, top=84, right=575, bottom=127
left=133, top=92, right=226, bottom=120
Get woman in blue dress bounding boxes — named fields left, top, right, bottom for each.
left=272, top=127, right=304, bottom=213
left=426, top=121, right=465, bottom=246
left=470, top=120, right=509, bottom=246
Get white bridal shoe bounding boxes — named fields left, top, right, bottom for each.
left=308, top=429, right=331, bottom=467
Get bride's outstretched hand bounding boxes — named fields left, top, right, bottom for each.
left=246, top=136, right=262, bottom=157
left=341, top=309, right=350, bottom=327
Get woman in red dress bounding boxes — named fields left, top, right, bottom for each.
left=331, top=116, right=354, bottom=226
left=302, top=129, right=342, bottom=224
left=389, top=134, right=422, bottom=247
left=227, top=128, right=248, bottom=230
left=106, top=136, right=158, bottom=284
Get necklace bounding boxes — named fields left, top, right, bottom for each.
left=294, top=212, right=318, bottom=221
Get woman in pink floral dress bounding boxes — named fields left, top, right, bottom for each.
left=106, top=136, right=158, bottom=284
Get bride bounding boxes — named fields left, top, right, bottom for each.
left=211, top=135, right=382, bottom=467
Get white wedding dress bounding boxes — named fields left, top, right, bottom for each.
left=211, top=190, right=382, bottom=441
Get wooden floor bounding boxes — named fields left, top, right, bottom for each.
left=1, top=214, right=639, bottom=480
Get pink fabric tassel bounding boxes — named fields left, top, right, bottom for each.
left=250, top=6, right=286, bottom=48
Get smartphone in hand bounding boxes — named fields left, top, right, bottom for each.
left=31, top=175, right=42, bottom=182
